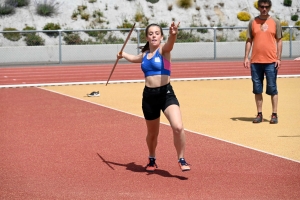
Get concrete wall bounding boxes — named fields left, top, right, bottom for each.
left=0, top=41, right=299, bottom=65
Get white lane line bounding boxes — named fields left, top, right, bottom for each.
left=1, top=75, right=300, bottom=88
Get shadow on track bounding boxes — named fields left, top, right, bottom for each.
left=97, top=153, right=188, bottom=180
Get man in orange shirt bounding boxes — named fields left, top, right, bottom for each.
left=243, top=0, right=282, bottom=124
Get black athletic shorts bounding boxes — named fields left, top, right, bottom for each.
left=142, top=83, right=180, bottom=120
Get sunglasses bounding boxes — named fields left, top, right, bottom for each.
left=259, top=5, right=270, bottom=9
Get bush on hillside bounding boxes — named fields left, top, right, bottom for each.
left=0, top=3, right=15, bottom=16
left=291, top=14, right=298, bottom=21
left=282, top=32, right=295, bottom=41
left=35, top=0, right=59, bottom=16
left=24, top=34, right=45, bottom=46
left=3, top=28, right=21, bottom=41
left=280, top=20, right=288, bottom=30
left=283, top=0, right=292, bottom=7
left=237, top=11, right=251, bottom=21
left=146, top=0, right=159, bottom=3
left=177, top=0, right=193, bottom=9
left=159, top=21, right=168, bottom=28
left=103, top=34, right=124, bottom=44
left=22, top=26, right=36, bottom=36
left=134, top=11, right=144, bottom=22
left=295, top=21, right=300, bottom=30
left=5, top=0, right=30, bottom=7
left=43, top=22, right=61, bottom=37
left=176, top=30, right=200, bottom=43
left=23, top=25, right=36, bottom=31
left=239, top=30, right=247, bottom=41
left=117, top=20, right=135, bottom=34
left=63, top=33, right=82, bottom=45
left=253, top=0, right=258, bottom=10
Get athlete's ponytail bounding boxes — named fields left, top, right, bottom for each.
left=139, top=42, right=150, bottom=53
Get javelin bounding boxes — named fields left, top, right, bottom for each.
left=106, top=23, right=136, bottom=86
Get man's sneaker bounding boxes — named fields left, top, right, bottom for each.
left=145, top=158, right=157, bottom=172
left=178, top=158, right=190, bottom=172
left=270, top=114, right=278, bottom=124
left=87, top=91, right=100, bottom=97
left=253, top=113, right=263, bottom=123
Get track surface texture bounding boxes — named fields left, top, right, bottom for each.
left=1, top=60, right=300, bottom=199
left=0, top=60, right=299, bottom=86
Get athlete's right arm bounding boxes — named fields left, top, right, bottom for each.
left=243, top=38, right=252, bottom=69
left=117, top=52, right=143, bottom=63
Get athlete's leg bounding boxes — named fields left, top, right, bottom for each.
left=163, top=105, right=185, bottom=159
left=145, top=118, right=160, bottom=157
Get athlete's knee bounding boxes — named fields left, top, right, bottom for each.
left=172, top=123, right=184, bottom=135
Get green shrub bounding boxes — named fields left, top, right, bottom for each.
left=77, top=5, right=87, bottom=12
left=86, top=30, right=99, bottom=37
left=295, top=21, right=300, bottom=30
left=218, top=3, right=224, bottom=7
left=117, top=20, right=135, bottom=34
left=80, top=12, right=89, bottom=21
left=280, top=20, right=289, bottom=30
left=135, top=11, right=144, bottom=22
left=35, top=0, right=58, bottom=16
left=291, top=14, right=298, bottom=21
left=63, top=34, right=82, bottom=45
left=159, top=21, right=168, bottom=28
left=217, top=35, right=227, bottom=42
left=24, top=34, right=45, bottom=46
left=103, top=34, right=124, bottom=44
left=239, top=30, right=247, bottom=41
left=43, top=22, right=61, bottom=37
left=177, top=0, right=193, bottom=9
left=282, top=32, right=295, bottom=41
left=23, top=25, right=36, bottom=31
left=139, top=30, right=147, bottom=43
left=237, top=11, right=251, bottom=21
left=5, top=0, right=30, bottom=7
left=146, top=0, right=159, bottom=3
left=0, top=3, right=15, bottom=16
left=176, top=30, right=200, bottom=43
left=190, top=23, right=208, bottom=33
left=93, top=10, right=104, bottom=18
left=193, top=23, right=208, bottom=33
left=283, top=0, right=292, bottom=6
left=3, top=28, right=21, bottom=41
left=253, top=0, right=258, bottom=10
left=22, top=26, right=36, bottom=36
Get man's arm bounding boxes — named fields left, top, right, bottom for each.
left=276, top=38, right=282, bottom=69
left=243, top=38, right=252, bottom=69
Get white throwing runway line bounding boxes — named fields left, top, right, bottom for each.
left=1, top=75, right=300, bottom=88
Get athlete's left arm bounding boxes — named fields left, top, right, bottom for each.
left=276, top=38, right=282, bottom=69
left=162, top=22, right=180, bottom=54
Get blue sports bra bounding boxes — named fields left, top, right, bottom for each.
left=141, top=49, right=171, bottom=77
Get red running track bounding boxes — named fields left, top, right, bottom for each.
left=1, top=85, right=300, bottom=199
left=0, top=60, right=299, bottom=86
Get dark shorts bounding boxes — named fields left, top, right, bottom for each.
left=142, top=83, right=180, bottom=120
left=251, top=62, right=278, bottom=95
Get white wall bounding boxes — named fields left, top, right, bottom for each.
left=0, top=41, right=299, bottom=65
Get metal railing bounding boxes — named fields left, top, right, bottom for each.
left=0, top=26, right=299, bottom=65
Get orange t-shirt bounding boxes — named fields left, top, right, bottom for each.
left=246, top=16, right=282, bottom=63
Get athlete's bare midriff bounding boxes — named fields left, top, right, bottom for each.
left=145, top=75, right=170, bottom=88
